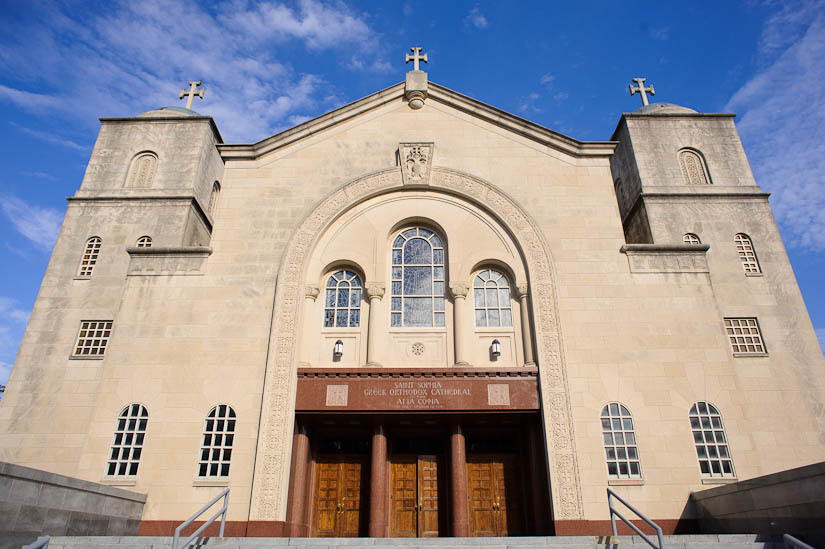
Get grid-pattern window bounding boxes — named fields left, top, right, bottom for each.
left=690, top=401, right=735, bottom=478
left=73, top=321, right=113, bottom=357
left=473, top=269, right=513, bottom=327
left=324, top=270, right=362, bottom=328
left=78, top=237, right=102, bottom=277
left=198, top=405, right=236, bottom=477
left=683, top=233, right=701, bottom=245
left=136, top=236, right=152, bottom=248
left=601, top=403, right=642, bottom=479
left=106, top=404, right=148, bottom=476
left=724, top=318, right=766, bottom=354
left=679, top=149, right=711, bottom=185
left=391, top=227, right=446, bottom=327
left=735, top=233, right=761, bottom=273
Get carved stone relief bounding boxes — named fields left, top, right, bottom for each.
left=399, top=142, right=434, bottom=186
left=250, top=166, right=584, bottom=521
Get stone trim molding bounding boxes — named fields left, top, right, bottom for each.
left=250, top=166, right=583, bottom=521
left=298, top=367, right=538, bottom=379
left=621, top=244, right=710, bottom=274
left=126, top=246, right=212, bottom=276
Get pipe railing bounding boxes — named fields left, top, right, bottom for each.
left=22, top=536, right=50, bottom=549
left=172, top=488, right=229, bottom=549
left=607, top=487, right=664, bottom=549
left=784, top=534, right=816, bottom=549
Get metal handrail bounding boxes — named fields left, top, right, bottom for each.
left=172, top=488, right=229, bottom=549
left=607, top=487, right=665, bottom=549
left=22, top=536, right=50, bottom=549
left=784, top=534, right=816, bottom=549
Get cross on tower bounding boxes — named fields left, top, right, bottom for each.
left=179, top=80, right=205, bottom=110
left=628, top=77, right=655, bottom=106
left=405, top=47, right=428, bottom=71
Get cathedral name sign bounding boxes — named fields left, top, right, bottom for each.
left=296, top=368, right=539, bottom=411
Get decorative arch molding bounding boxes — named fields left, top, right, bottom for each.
left=250, top=166, right=584, bottom=522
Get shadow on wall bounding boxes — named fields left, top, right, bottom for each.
left=691, top=461, right=825, bottom=546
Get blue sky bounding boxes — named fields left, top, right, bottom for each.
left=1, top=0, right=824, bottom=385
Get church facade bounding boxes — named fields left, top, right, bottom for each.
left=1, top=61, right=824, bottom=538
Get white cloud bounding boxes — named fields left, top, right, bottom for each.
left=726, top=2, right=825, bottom=251
left=10, top=122, right=88, bottom=152
left=540, top=74, right=555, bottom=88
left=553, top=91, right=568, bottom=102
left=518, top=92, right=542, bottom=114
left=0, top=195, right=63, bottom=250
left=466, top=5, right=488, bottom=29
left=0, top=0, right=389, bottom=143
left=0, top=297, right=30, bottom=387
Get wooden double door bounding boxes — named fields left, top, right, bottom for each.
left=391, top=455, right=440, bottom=537
left=467, top=455, right=523, bottom=537
left=312, top=457, right=365, bottom=537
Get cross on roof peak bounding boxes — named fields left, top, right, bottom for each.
left=629, top=77, right=655, bottom=106
left=179, top=80, right=205, bottom=110
left=405, top=47, right=428, bottom=72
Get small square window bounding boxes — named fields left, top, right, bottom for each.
left=724, top=318, right=766, bottom=355
left=74, top=321, right=113, bottom=357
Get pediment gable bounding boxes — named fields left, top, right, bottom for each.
left=218, top=81, right=615, bottom=161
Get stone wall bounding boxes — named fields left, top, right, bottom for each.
left=691, top=461, right=825, bottom=544
left=0, top=461, right=145, bottom=549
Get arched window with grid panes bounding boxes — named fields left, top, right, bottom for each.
left=106, top=404, right=148, bottom=477
left=198, top=405, right=236, bottom=478
left=323, top=269, right=362, bottom=328
left=683, top=233, right=701, bottom=245
left=78, top=236, right=102, bottom=277
left=390, top=227, right=446, bottom=327
left=689, top=401, right=735, bottom=478
left=136, top=236, right=152, bottom=248
left=600, top=403, right=642, bottom=479
left=735, top=233, right=761, bottom=274
left=473, top=269, right=513, bottom=327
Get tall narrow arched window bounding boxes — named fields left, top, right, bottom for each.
left=391, top=227, right=445, bottom=327
left=690, top=401, right=735, bottom=478
left=209, top=182, right=221, bottom=218
left=323, top=269, right=362, bottom=328
left=601, top=403, right=642, bottom=479
left=78, top=236, right=102, bottom=277
left=106, top=404, right=148, bottom=476
left=734, top=233, right=761, bottom=273
left=683, top=233, right=701, bottom=245
left=679, top=149, right=711, bottom=185
left=473, top=269, right=513, bottom=327
left=198, top=405, right=236, bottom=478
left=125, top=151, right=157, bottom=188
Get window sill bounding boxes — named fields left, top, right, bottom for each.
left=732, top=352, right=769, bottom=358
left=608, top=479, right=645, bottom=486
left=193, top=478, right=230, bottom=487
left=701, top=477, right=737, bottom=485
left=69, top=355, right=105, bottom=360
left=100, top=478, right=136, bottom=486
left=475, top=327, right=516, bottom=333
left=389, top=327, right=447, bottom=333
left=73, top=276, right=91, bottom=281
left=744, top=272, right=763, bottom=277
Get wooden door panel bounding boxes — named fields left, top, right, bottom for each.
left=467, top=460, right=496, bottom=536
left=391, top=459, right=418, bottom=537
left=339, top=461, right=363, bottom=537
left=418, top=455, right=439, bottom=537
left=313, top=461, right=340, bottom=537
left=496, top=456, right=522, bottom=536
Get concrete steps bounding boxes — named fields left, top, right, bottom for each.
left=43, top=534, right=787, bottom=549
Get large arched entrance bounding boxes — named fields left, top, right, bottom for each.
left=248, top=167, right=584, bottom=536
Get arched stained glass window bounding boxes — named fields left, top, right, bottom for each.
left=735, top=233, right=761, bottom=274
left=601, top=403, right=642, bottom=479
left=198, top=405, right=236, bottom=478
left=106, top=404, right=148, bottom=476
left=391, top=227, right=445, bottom=327
left=683, top=233, right=701, bottom=245
left=78, top=237, right=102, bottom=277
left=690, top=401, right=735, bottom=478
left=473, top=269, right=513, bottom=327
left=324, top=270, right=362, bottom=328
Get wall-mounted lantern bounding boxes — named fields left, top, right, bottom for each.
left=333, top=339, right=344, bottom=360
left=490, top=339, right=501, bottom=359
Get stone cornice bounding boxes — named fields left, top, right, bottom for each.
left=67, top=194, right=213, bottom=232
left=298, top=367, right=538, bottom=378
left=125, top=246, right=212, bottom=255
left=621, top=244, right=710, bottom=253
left=217, top=81, right=617, bottom=161
left=99, top=115, right=223, bottom=144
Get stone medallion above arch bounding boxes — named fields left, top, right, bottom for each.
left=250, top=166, right=584, bottom=523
